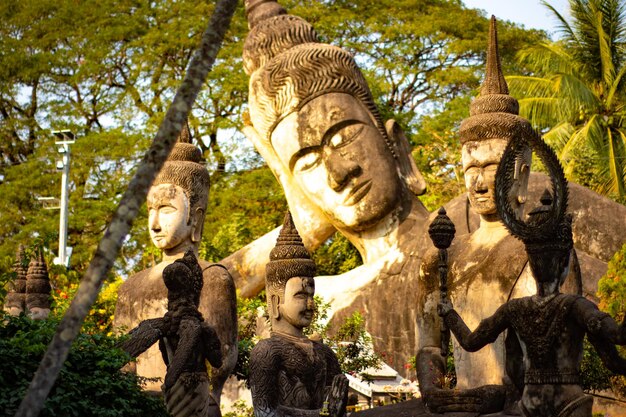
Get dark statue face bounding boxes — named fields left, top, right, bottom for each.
left=279, top=277, right=316, bottom=330
left=529, top=250, right=571, bottom=286
left=271, top=93, right=402, bottom=232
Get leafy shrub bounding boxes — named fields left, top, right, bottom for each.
left=0, top=313, right=168, bottom=417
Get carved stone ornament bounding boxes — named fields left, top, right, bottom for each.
left=121, top=250, right=223, bottom=417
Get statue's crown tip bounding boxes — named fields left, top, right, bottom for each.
left=246, top=0, right=286, bottom=29
left=481, top=15, right=509, bottom=96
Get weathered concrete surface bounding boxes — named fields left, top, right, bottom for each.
left=330, top=173, right=626, bottom=379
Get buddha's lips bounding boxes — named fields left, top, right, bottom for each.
left=344, top=179, right=372, bottom=206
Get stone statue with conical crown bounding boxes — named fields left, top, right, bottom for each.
left=26, top=246, right=52, bottom=320
left=115, top=123, right=237, bottom=416
left=249, top=212, right=348, bottom=417
left=416, top=17, right=583, bottom=414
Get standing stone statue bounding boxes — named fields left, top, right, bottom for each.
left=121, top=250, right=223, bottom=417
left=4, top=245, right=28, bottom=316
left=416, top=16, right=581, bottom=414
left=115, top=123, right=237, bottom=415
left=438, top=130, right=626, bottom=417
left=25, top=246, right=52, bottom=320
left=249, top=212, right=348, bottom=417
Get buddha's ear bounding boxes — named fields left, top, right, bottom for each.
left=191, top=207, right=204, bottom=243
left=270, top=294, right=281, bottom=320
left=386, top=120, right=427, bottom=196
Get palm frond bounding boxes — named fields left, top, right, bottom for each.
left=606, top=57, right=626, bottom=108
left=541, top=0, right=579, bottom=45
left=561, top=114, right=602, bottom=160
left=555, top=73, right=601, bottom=119
left=543, top=122, right=576, bottom=151
left=607, top=128, right=626, bottom=197
left=517, top=42, right=578, bottom=76
left=517, top=97, right=561, bottom=128
left=595, top=5, right=617, bottom=88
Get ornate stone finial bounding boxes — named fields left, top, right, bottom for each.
left=153, top=119, right=210, bottom=212
left=266, top=212, right=316, bottom=291
left=428, top=208, right=456, bottom=250
left=481, top=16, right=508, bottom=96
left=459, top=16, right=534, bottom=145
left=245, top=0, right=286, bottom=29
left=25, top=246, right=52, bottom=317
left=177, top=120, right=191, bottom=144
left=5, top=245, right=28, bottom=314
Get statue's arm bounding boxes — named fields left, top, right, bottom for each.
left=587, top=333, right=626, bottom=375
left=249, top=341, right=282, bottom=417
left=201, top=321, right=223, bottom=369
left=119, top=317, right=165, bottom=359
left=440, top=303, right=509, bottom=352
left=416, top=253, right=445, bottom=393
left=574, top=297, right=626, bottom=344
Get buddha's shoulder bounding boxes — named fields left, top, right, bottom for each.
left=201, top=261, right=235, bottom=289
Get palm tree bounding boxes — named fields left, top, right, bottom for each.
left=507, top=0, right=626, bottom=201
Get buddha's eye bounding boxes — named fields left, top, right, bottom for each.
left=293, top=151, right=321, bottom=173
left=159, top=205, right=177, bottom=214
left=329, top=124, right=364, bottom=148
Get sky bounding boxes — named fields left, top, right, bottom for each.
left=463, top=0, right=571, bottom=37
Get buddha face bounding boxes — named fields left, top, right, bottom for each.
left=462, top=139, right=509, bottom=216
left=278, top=277, right=316, bottom=330
left=147, top=183, right=194, bottom=252
left=271, top=93, right=402, bottom=232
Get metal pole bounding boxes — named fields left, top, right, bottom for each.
left=58, top=144, right=70, bottom=267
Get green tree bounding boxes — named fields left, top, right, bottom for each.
left=0, top=0, right=546, bottom=289
left=508, top=0, right=626, bottom=201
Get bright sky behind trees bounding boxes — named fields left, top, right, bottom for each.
left=464, top=0, right=569, bottom=35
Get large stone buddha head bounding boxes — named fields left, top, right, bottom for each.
left=147, top=123, right=210, bottom=258
left=459, top=17, right=532, bottom=221
left=266, top=212, right=317, bottom=336
left=243, top=0, right=425, bottom=234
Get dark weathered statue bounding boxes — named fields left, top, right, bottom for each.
left=115, top=123, right=237, bottom=412
left=249, top=212, right=348, bottom=417
left=121, top=250, right=223, bottom=417
left=25, top=247, right=51, bottom=320
left=4, top=245, right=27, bottom=316
left=438, top=131, right=626, bottom=417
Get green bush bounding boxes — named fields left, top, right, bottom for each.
left=0, top=314, right=168, bottom=417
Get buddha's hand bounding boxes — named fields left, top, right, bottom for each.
left=437, top=299, right=453, bottom=317
left=327, top=374, right=348, bottom=417
left=424, top=385, right=506, bottom=414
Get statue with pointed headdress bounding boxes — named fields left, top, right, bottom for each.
left=26, top=246, right=52, bottom=320
left=416, top=17, right=582, bottom=414
left=4, top=245, right=28, bottom=317
left=114, top=122, right=237, bottom=415
left=437, top=126, right=626, bottom=417
left=249, top=212, right=348, bottom=417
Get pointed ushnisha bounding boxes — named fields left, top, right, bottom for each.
left=459, top=16, right=533, bottom=144
left=266, top=212, right=316, bottom=291
left=481, top=15, right=509, bottom=96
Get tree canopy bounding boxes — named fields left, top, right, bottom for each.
left=0, top=0, right=546, bottom=286
left=508, top=0, right=626, bottom=201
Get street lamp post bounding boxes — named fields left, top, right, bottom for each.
left=53, top=130, right=75, bottom=268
